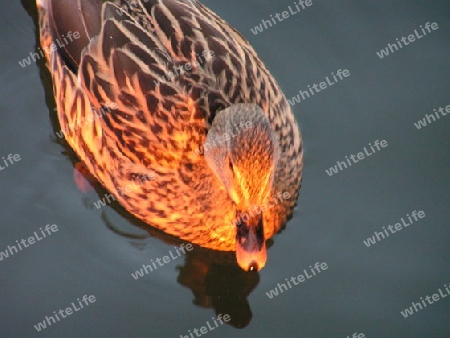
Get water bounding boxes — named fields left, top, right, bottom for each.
left=1, top=0, right=449, bottom=337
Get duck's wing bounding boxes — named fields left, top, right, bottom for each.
left=48, top=0, right=297, bottom=169
left=131, top=0, right=291, bottom=124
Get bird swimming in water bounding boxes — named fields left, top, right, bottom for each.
left=36, top=0, right=303, bottom=271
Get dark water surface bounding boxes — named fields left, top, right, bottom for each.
left=1, top=0, right=449, bottom=337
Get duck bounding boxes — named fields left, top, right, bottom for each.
left=36, top=0, right=303, bottom=271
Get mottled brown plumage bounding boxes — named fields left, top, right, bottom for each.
left=36, top=0, right=303, bottom=271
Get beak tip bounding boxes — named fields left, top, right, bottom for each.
left=248, top=261, right=259, bottom=272
left=236, top=243, right=267, bottom=271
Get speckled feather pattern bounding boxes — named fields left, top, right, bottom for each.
left=37, top=0, right=303, bottom=251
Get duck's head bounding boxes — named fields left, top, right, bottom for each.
left=204, top=104, right=280, bottom=271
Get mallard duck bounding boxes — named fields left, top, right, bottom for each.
left=36, top=0, right=303, bottom=271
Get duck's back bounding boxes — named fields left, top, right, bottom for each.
left=38, top=0, right=303, bottom=250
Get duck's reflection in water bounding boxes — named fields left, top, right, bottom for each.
left=101, top=206, right=270, bottom=328
left=177, top=247, right=260, bottom=328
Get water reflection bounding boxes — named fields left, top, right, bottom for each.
left=102, top=205, right=264, bottom=329
left=177, top=246, right=259, bottom=328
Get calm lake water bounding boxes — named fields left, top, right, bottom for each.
left=1, top=0, right=449, bottom=337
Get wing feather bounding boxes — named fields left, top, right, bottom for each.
left=71, top=0, right=298, bottom=173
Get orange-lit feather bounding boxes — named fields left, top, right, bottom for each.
left=36, top=0, right=303, bottom=252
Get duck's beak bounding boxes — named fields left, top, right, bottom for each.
left=235, top=212, right=267, bottom=271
